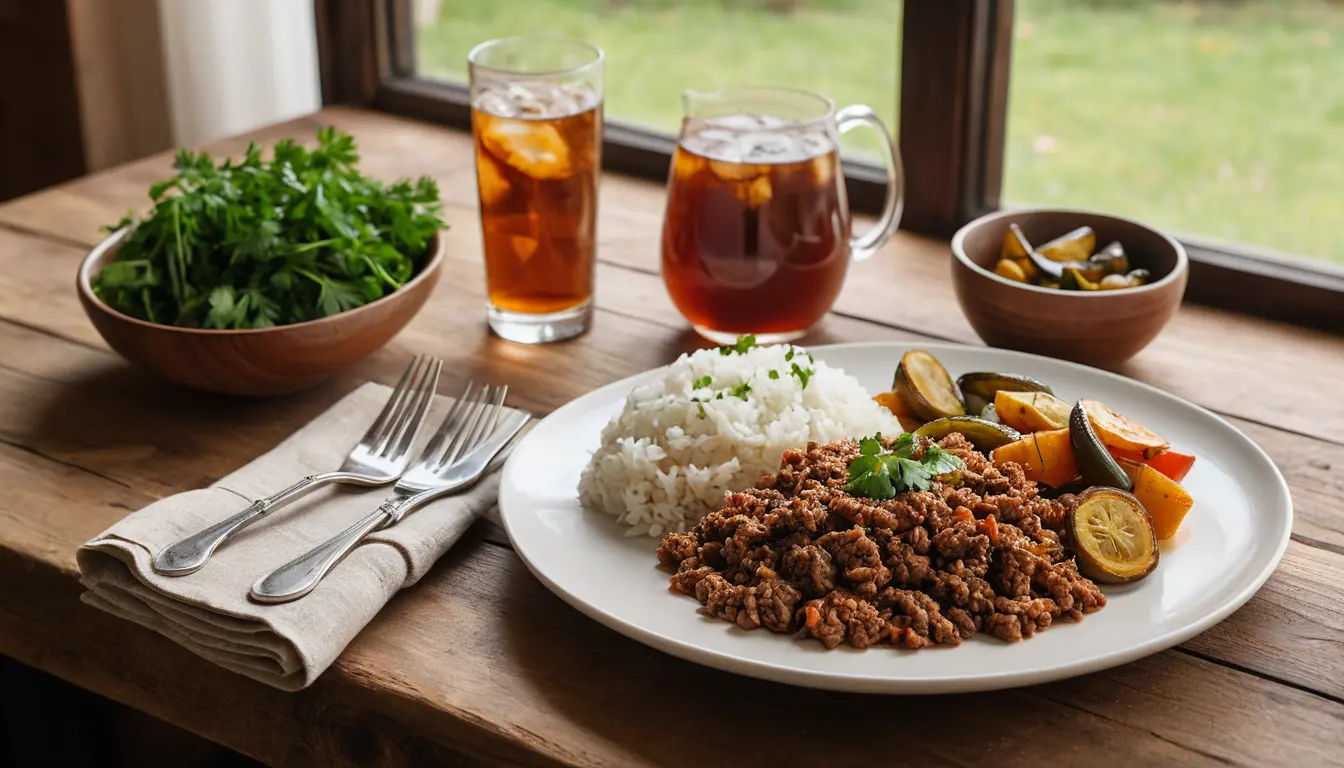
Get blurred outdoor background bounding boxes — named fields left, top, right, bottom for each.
left=414, top=0, right=1342, bottom=264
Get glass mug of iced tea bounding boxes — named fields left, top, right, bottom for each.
left=469, top=37, right=603, bottom=344
left=662, top=87, right=903, bottom=343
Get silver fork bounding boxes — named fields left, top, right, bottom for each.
left=152, top=355, right=443, bottom=576
left=249, top=381, right=530, bottom=604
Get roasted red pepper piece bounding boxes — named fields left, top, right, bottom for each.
left=1143, top=450, right=1196, bottom=483
left=1110, top=446, right=1196, bottom=482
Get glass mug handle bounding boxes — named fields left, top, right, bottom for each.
left=835, top=105, right=904, bottom=262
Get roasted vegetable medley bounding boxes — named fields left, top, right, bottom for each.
left=873, top=349, right=1198, bottom=583
left=993, top=223, right=1151, bottom=291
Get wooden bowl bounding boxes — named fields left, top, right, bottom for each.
left=77, top=229, right=443, bottom=396
left=951, top=209, right=1188, bottom=367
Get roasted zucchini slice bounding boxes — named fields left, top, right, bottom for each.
left=914, top=416, right=1021, bottom=451
left=1038, top=226, right=1096, bottom=263
left=994, top=258, right=1028, bottom=283
left=1001, top=223, right=1032, bottom=260
left=894, top=350, right=965, bottom=420
left=1027, top=247, right=1067, bottom=279
left=1066, top=487, right=1158, bottom=584
left=1089, top=241, right=1130, bottom=275
left=1062, top=267, right=1100, bottom=291
left=1069, top=401, right=1134, bottom=491
left=957, top=371, right=1054, bottom=415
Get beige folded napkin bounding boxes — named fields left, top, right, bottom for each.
left=76, top=382, right=522, bottom=691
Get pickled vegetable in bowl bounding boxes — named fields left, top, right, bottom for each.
left=992, top=223, right=1151, bottom=292
left=950, top=208, right=1189, bottom=367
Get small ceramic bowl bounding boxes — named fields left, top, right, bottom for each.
left=77, top=229, right=443, bottom=396
left=951, top=209, right=1188, bottom=367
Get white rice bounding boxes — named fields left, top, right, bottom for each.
left=579, top=343, right=901, bottom=537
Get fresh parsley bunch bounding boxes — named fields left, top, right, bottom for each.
left=93, top=127, right=445, bottom=329
left=844, top=433, right=965, bottom=499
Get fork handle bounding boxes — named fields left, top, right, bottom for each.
left=247, top=414, right=531, bottom=604
left=152, top=473, right=340, bottom=576
left=248, top=507, right=392, bottom=604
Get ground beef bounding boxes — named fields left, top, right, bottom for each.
left=658, top=433, right=1107, bottom=650
left=695, top=573, right=803, bottom=632
left=779, top=544, right=836, bottom=597
left=656, top=532, right=699, bottom=571
left=801, top=591, right=886, bottom=649
left=816, top=528, right=891, bottom=598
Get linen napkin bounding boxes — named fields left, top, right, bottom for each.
left=76, top=382, right=524, bottom=691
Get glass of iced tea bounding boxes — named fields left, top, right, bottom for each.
left=661, top=87, right=904, bottom=343
left=468, top=37, right=603, bottom=344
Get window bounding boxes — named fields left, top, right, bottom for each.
left=1005, top=0, right=1343, bottom=267
left=316, top=0, right=1342, bottom=329
left=408, top=0, right=903, bottom=159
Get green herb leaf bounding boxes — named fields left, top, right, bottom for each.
left=718, top=334, right=758, bottom=356
left=729, top=382, right=752, bottom=399
left=844, top=433, right=967, bottom=499
left=922, top=444, right=966, bottom=476
left=204, top=285, right=238, bottom=329
left=90, top=127, right=444, bottom=329
left=858, top=434, right=884, bottom=456
left=889, top=432, right=917, bottom=458
left=790, top=362, right=814, bottom=388
left=767, top=369, right=780, bottom=380
left=693, top=375, right=712, bottom=389
left=845, top=454, right=895, bottom=499
left=887, top=456, right=934, bottom=492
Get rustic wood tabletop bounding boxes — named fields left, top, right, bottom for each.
left=0, top=107, right=1340, bottom=767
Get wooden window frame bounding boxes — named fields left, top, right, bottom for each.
left=314, top=0, right=1344, bottom=332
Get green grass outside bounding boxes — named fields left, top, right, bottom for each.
left=416, top=0, right=1343, bottom=264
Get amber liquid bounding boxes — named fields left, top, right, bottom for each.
left=661, top=134, right=850, bottom=337
left=473, top=104, right=602, bottom=314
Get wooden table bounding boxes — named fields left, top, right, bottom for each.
left=0, top=107, right=1341, bottom=767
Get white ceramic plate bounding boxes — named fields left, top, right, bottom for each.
left=498, top=342, right=1292, bottom=694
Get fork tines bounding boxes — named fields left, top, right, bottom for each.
left=417, top=381, right=510, bottom=471
left=362, top=354, right=442, bottom=462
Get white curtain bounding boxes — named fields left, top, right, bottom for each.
left=157, top=0, right=322, bottom=146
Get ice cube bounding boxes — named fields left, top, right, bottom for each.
left=810, top=154, right=836, bottom=188
left=510, top=234, right=539, bottom=262
left=709, top=160, right=764, bottom=182
left=484, top=213, right=543, bottom=262
left=696, top=129, right=737, bottom=145
left=709, top=114, right=784, bottom=132
left=682, top=129, right=738, bottom=164
left=501, top=81, right=594, bottom=119
left=674, top=149, right=705, bottom=181
left=739, top=132, right=796, bottom=163
left=559, top=82, right=600, bottom=115
left=475, top=152, right=511, bottom=208
left=474, top=87, right=521, bottom=118
left=482, top=120, right=573, bottom=180
left=743, top=175, right=772, bottom=208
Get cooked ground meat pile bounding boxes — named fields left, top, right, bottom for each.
left=655, top=433, right=1107, bottom=649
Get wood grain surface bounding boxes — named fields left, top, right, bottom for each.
left=0, top=107, right=1340, bottom=767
